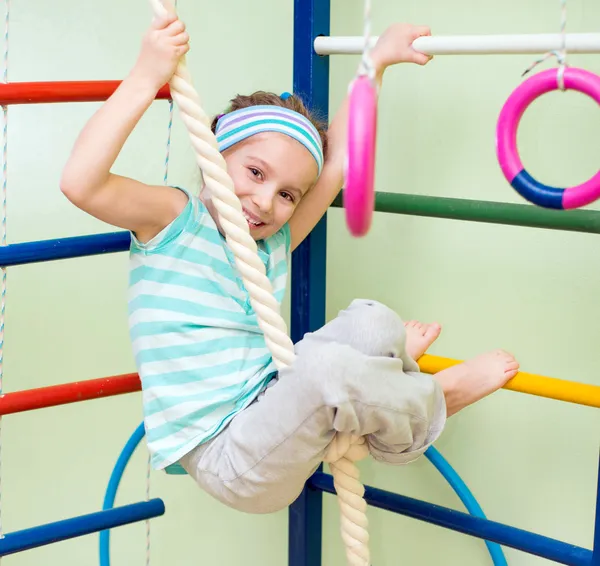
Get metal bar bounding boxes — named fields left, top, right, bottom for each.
left=0, top=499, right=165, bottom=557
left=314, top=33, right=600, bottom=56
left=419, top=355, right=600, bottom=409
left=0, top=373, right=140, bottom=416
left=289, top=0, right=330, bottom=564
left=0, top=81, right=171, bottom=105
left=593, top=452, right=600, bottom=565
left=309, top=473, right=592, bottom=566
left=331, top=192, right=600, bottom=234
left=0, top=231, right=131, bottom=267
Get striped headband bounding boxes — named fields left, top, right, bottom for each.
left=215, top=105, right=324, bottom=174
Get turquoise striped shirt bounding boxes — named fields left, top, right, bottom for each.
left=128, top=187, right=290, bottom=470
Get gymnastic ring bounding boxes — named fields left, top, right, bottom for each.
left=496, top=67, right=600, bottom=210
left=345, top=74, right=378, bottom=236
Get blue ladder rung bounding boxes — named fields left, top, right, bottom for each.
left=0, top=498, right=164, bottom=556
left=309, top=473, right=593, bottom=566
left=0, top=231, right=131, bottom=267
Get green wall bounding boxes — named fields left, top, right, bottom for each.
left=5, top=0, right=600, bottom=564
left=325, top=0, right=600, bottom=564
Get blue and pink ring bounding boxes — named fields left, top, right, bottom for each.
left=496, top=67, right=600, bottom=210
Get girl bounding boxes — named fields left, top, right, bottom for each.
left=61, top=13, right=519, bottom=513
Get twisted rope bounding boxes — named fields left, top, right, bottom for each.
left=163, top=99, right=174, bottom=184
left=522, top=0, right=568, bottom=90
left=358, top=0, right=374, bottom=80
left=324, top=434, right=370, bottom=564
left=147, top=1, right=371, bottom=563
left=0, top=0, right=9, bottom=553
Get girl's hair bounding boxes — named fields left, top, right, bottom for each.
left=211, top=91, right=329, bottom=160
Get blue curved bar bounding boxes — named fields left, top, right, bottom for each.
left=99, top=422, right=146, bottom=566
left=0, top=499, right=164, bottom=557
left=426, top=446, right=507, bottom=565
left=102, top=426, right=508, bottom=565
left=0, top=231, right=130, bottom=267
left=511, top=169, right=565, bottom=209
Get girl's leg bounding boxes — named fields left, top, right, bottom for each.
left=180, top=299, right=446, bottom=513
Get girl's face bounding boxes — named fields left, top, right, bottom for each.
left=202, top=132, right=319, bottom=240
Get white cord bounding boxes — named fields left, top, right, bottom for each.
left=359, top=0, right=374, bottom=80
left=0, top=0, right=9, bottom=554
left=522, top=0, right=568, bottom=90
left=557, top=0, right=568, bottom=90
left=144, top=29, right=177, bottom=566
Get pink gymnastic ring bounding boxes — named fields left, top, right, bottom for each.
left=345, top=75, right=378, bottom=236
left=496, top=67, right=600, bottom=209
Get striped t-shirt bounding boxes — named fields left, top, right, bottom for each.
left=128, top=187, right=290, bottom=470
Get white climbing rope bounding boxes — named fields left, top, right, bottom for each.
left=147, top=0, right=371, bottom=563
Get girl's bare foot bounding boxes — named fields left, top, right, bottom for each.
left=434, top=349, right=519, bottom=417
left=404, top=320, right=442, bottom=361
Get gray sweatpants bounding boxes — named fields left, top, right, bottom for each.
left=179, top=299, right=447, bottom=514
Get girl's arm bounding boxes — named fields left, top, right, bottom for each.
left=61, top=12, right=189, bottom=243
left=288, top=23, right=433, bottom=251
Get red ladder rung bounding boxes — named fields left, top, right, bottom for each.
left=0, top=373, right=141, bottom=415
left=0, top=81, right=171, bottom=105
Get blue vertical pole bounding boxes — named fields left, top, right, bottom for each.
left=592, top=451, right=600, bottom=565
left=288, top=0, right=330, bottom=565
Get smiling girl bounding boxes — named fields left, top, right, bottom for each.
left=60, top=12, right=519, bottom=513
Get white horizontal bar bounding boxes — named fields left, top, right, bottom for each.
left=314, top=33, right=600, bottom=55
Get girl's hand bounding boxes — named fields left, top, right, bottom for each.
left=130, top=12, right=190, bottom=91
left=371, top=23, right=432, bottom=75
